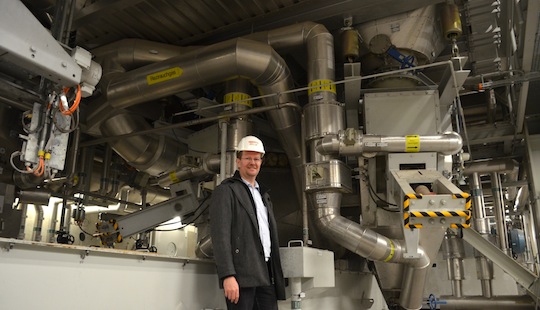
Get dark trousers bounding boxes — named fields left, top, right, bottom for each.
left=225, top=285, right=278, bottom=310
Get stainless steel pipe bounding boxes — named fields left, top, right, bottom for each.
left=317, top=130, right=463, bottom=156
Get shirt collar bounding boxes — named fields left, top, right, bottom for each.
left=240, top=177, right=259, bottom=190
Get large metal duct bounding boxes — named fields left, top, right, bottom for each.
left=87, top=38, right=298, bottom=181
left=91, top=38, right=196, bottom=72
left=309, top=191, right=430, bottom=310
left=100, top=112, right=185, bottom=177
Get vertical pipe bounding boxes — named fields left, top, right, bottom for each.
left=469, top=172, right=493, bottom=297
left=290, top=277, right=302, bottom=310
left=99, top=144, right=112, bottom=195
left=32, top=205, right=44, bottom=242
left=64, top=205, right=71, bottom=233
left=443, top=233, right=465, bottom=298
left=301, top=113, right=309, bottom=246
left=18, top=203, right=28, bottom=240
left=48, top=201, right=60, bottom=243
left=470, top=172, right=489, bottom=233
left=218, top=121, right=227, bottom=186
left=491, top=172, right=511, bottom=254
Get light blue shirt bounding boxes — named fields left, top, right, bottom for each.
left=241, top=178, right=271, bottom=261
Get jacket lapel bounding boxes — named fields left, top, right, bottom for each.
left=231, top=184, right=259, bottom=230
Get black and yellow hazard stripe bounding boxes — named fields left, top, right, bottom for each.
left=451, top=192, right=472, bottom=228
left=410, top=210, right=470, bottom=218
left=403, top=193, right=423, bottom=229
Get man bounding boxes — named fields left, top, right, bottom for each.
left=210, top=135, right=286, bottom=310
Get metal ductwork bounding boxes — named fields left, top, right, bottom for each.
left=90, top=38, right=299, bottom=180
left=317, top=130, right=463, bottom=156
left=309, top=191, right=430, bottom=310
left=100, top=112, right=186, bottom=177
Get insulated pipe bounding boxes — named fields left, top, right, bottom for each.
left=469, top=172, right=489, bottom=234
left=469, top=172, right=493, bottom=297
left=98, top=39, right=299, bottom=179
left=103, top=38, right=294, bottom=112
left=91, top=38, right=196, bottom=72
left=100, top=112, right=186, bottom=177
left=156, top=154, right=221, bottom=188
left=310, top=191, right=430, bottom=310
left=463, top=159, right=519, bottom=175
left=491, top=172, right=511, bottom=255
left=439, top=295, right=535, bottom=309
left=195, top=234, right=213, bottom=258
left=316, top=130, right=463, bottom=156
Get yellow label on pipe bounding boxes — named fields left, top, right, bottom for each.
left=169, top=171, right=179, bottom=184
left=224, top=92, right=252, bottom=107
left=146, top=67, right=183, bottom=85
left=405, top=135, right=420, bottom=152
left=307, top=79, right=337, bottom=95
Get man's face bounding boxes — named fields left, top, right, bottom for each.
left=236, top=150, right=263, bottom=180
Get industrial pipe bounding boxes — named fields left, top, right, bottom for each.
left=17, top=203, right=28, bottom=240
left=462, top=228, right=540, bottom=301
left=32, top=205, right=44, bottom=242
left=443, top=233, right=465, bottom=298
left=491, top=172, right=511, bottom=255
left=47, top=201, right=60, bottom=243
left=469, top=172, right=494, bottom=297
left=316, top=130, right=463, bottom=156
left=439, top=295, right=535, bottom=309
left=309, top=191, right=430, bottom=310
left=156, top=154, right=221, bottom=188
left=463, top=159, right=519, bottom=175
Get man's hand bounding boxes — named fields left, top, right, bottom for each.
left=223, top=276, right=240, bottom=304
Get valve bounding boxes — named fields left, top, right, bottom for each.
left=427, top=294, right=447, bottom=310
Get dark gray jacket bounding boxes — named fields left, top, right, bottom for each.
left=209, top=170, right=286, bottom=300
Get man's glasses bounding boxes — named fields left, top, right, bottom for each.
left=241, top=157, right=262, bottom=163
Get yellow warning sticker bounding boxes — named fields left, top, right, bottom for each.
left=405, top=135, right=420, bottom=152
left=169, top=171, right=179, bottom=184
left=308, top=79, right=337, bottom=95
left=224, top=92, right=253, bottom=107
left=146, top=67, right=183, bottom=85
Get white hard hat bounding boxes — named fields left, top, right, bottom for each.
left=236, top=135, right=265, bottom=154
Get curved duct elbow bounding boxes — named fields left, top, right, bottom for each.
left=195, top=234, right=213, bottom=259
left=100, top=112, right=186, bottom=176
left=309, top=190, right=429, bottom=310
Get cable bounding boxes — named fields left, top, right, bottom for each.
left=363, top=173, right=400, bottom=212
left=77, top=222, right=97, bottom=237
left=52, top=107, right=79, bottom=133
left=9, top=151, right=31, bottom=173
left=59, top=85, right=81, bottom=115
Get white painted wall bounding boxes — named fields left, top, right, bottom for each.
left=0, top=240, right=225, bottom=310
